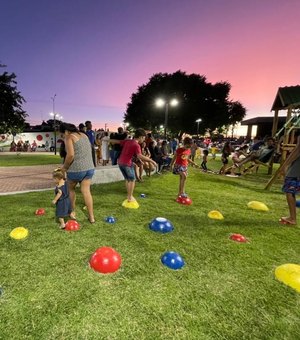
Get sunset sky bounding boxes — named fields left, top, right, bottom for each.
left=1, top=0, right=300, bottom=131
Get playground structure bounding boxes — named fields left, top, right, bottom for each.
left=265, top=86, right=300, bottom=189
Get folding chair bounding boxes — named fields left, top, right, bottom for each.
left=241, top=149, right=275, bottom=174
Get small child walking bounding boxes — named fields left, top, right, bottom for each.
left=52, top=168, right=72, bottom=229
left=170, top=136, right=200, bottom=198
left=210, top=143, right=218, bottom=160
left=279, top=131, right=300, bottom=225
left=201, top=149, right=209, bottom=171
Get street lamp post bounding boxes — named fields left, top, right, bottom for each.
left=51, top=94, right=57, bottom=155
left=155, top=98, right=178, bottom=139
left=196, top=118, right=202, bottom=136
left=50, top=94, right=62, bottom=155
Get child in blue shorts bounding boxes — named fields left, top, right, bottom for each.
left=280, top=131, right=300, bottom=225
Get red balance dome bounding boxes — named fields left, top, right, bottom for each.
left=90, top=247, right=121, bottom=274
left=65, top=220, right=80, bottom=231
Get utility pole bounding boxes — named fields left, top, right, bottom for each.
left=51, top=94, right=57, bottom=155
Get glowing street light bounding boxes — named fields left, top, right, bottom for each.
left=122, top=122, right=129, bottom=130
left=196, top=118, right=202, bottom=136
left=155, top=98, right=179, bottom=138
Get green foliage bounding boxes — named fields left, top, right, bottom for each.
left=228, top=100, right=247, bottom=125
left=124, top=70, right=246, bottom=135
left=0, top=66, right=27, bottom=134
left=0, top=154, right=61, bottom=166
left=0, top=163, right=299, bottom=339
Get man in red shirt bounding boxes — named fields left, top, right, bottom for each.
left=110, top=128, right=157, bottom=206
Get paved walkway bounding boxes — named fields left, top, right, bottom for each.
left=0, top=163, right=124, bottom=195
left=0, top=164, right=60, bottom=195
left=0, top=151, right=125, bottom=195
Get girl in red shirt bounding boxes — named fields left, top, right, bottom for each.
left=170, top=137, right=199, bottom=198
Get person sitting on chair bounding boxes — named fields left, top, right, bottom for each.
left=236, top=137, right=275, bottom=168
left=31, top=140, right=37, bottom=152
left=229, top=145, right=248, bottom=174
left=232, top=145, right=248, bottom=165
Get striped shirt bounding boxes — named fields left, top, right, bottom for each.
left=68, top=136, right=95, bottom=172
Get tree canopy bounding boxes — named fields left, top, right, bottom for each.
left=0, top=65, right=27, bottom=134
left=124, top=71, right=246, bottom=135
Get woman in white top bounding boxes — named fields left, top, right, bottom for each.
left=101, top=132, right=110, bottom=166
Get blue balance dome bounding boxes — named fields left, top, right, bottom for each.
left=149, top=217, right=174, bottom=233
left=296, top=200, right=300, bottom=208
left=161, top=251, right=185, bottom=270
left=105, top=216, right=116, bottom=224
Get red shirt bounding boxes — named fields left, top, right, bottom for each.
left=175, top=147, right=191, bottom=166
left=118, top=139, right=141, bottom=166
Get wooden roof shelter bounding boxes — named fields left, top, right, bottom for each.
left=271, top=85, right=300, bottom=136
left=265, top=86, right=300, bottom=189
left=241, top=116, right=286, bottom=139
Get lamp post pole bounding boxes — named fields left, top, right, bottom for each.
left=156, top=98, right=178, bottom=140
left=196, top=118, right=202, bottom=136
left=51, top=94, right=57, bottom=155
left=164, top=102, right=169, bottom=139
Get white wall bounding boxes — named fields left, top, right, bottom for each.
left=1, top=132, right=64, bottom=148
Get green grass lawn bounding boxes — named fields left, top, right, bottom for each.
left=0, top=154, right=61, bottom=166
left=0, top=163, right=300, bottom=339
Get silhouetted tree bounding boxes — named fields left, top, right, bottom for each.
left=46, top=119, right=63, bottom=131
left=124, top=70, right=246, bottom=135
left=227, top=100, right=247, bottom=125
left=0, top=64, right=27, bottom=134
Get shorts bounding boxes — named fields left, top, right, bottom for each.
left=119, top=164, right=136, bottom=181
left=132, top=156, right=142, bottom=166
left=67, top=169, right=94, bottom=182
left=173, top=164, right=188, bottom=175
left=282, top=177, right=300, bottom=195
left=222, top=157, right=228, bottom=165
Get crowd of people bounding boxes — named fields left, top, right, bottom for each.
left=49, top=120, right=300, bottom=229
left=53, top=123, right=200, bottom=226
left=57, top=121, right=281, bottom=183
left=219, top=136, right=276, bottom=175
left=9, top=139, right=56, bottom=152
left=9, top=139, right=40, bottom=152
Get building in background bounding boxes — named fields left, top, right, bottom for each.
left=0, top=121, right=63, bottom=151
left=241, top=116, right=286, bottom=139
